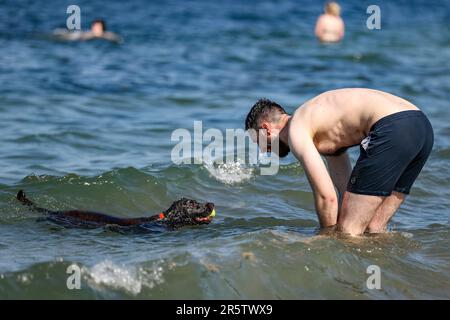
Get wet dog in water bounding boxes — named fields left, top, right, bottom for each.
left=16, top=190, right=215, bottom=230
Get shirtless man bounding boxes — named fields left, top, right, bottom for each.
left=53, top=19, right=122, bottom=43
left=315, top=2, right=345, bottom=43
left=245, top=88, right=434, bottom=236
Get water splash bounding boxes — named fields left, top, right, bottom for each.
left=83, top=260, right=165, bottom=295
left=204, top=161, right=254, bottom=185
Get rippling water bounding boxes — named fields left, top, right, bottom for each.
left=0, top=0, right=449, bottom=299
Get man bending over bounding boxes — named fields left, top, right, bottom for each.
left=245, top=88, right=434, bottom=236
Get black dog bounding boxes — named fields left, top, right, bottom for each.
left=16, top=190, right=215, bottom=229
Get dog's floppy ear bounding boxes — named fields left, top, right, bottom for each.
left=163, top=199, right=180, bottom=214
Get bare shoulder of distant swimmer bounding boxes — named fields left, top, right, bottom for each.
left=51, top=19, right=123, bottom=44
left=51, top=29, right=122, bottom=43
left=101, top=31, right=123, bottom=43
left=52, top=29, right=84, bottom=41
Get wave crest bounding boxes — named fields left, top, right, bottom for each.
left=83, top=260, right=165, bottom=295
left=204, top=161, right=254, bottom=185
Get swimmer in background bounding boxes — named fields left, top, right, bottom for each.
left=53, top=19, right=123, bottom=44
left=315, top=2, right=345, bottom=43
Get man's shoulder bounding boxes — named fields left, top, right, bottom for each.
left=291, top=100, right=316, bottom=125
left=289, top=112, right=314, bottom=148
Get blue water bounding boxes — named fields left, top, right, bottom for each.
left=0, top=0, right=449, bottom=298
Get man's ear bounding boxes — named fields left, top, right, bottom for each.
left=261, top=122, right=271, bottom=136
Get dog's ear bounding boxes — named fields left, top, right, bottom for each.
left=164, top=199, right=183, bottom=214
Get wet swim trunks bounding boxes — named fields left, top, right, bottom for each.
left=347, top=110, right=434, bottom=196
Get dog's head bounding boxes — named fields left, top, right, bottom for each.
left=161, top=198, right=215, bottom=228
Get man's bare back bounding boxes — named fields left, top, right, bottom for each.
left=291, top=88, right=420, bottom=156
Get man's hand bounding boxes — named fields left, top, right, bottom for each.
left=289, top=126, right=338, bottom=227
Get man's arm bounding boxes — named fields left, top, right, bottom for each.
left=325, top=152, right=352, bottom=206
left=289, top=129, right=338, bottom=228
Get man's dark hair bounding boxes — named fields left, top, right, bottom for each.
left=91, top=19, right=106, bottom=31
left=245, top=98, right=287, bottom=130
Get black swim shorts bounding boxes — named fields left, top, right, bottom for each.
left=347, top=110, right=434, bottom=196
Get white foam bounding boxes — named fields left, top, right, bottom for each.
left=204, top=161, right=254, bottom=185
left=399, top=231, right=414, bottom=239
left=17, top=273, right=33, bottom=284
left=83, top=260, right=164, bottom=295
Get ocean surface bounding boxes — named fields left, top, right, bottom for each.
left=0, top=0, right=449, bottom=299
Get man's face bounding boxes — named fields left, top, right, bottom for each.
left=277, top=139, right=290, bottom=158
left=250, top=124, right=290, bottom=158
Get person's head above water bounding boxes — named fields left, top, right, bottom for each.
left=324, top=1, right=341, bottom=16
left=91, top=19, right=106, bottom=37
left=245, top=99, right=291, bottom=158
